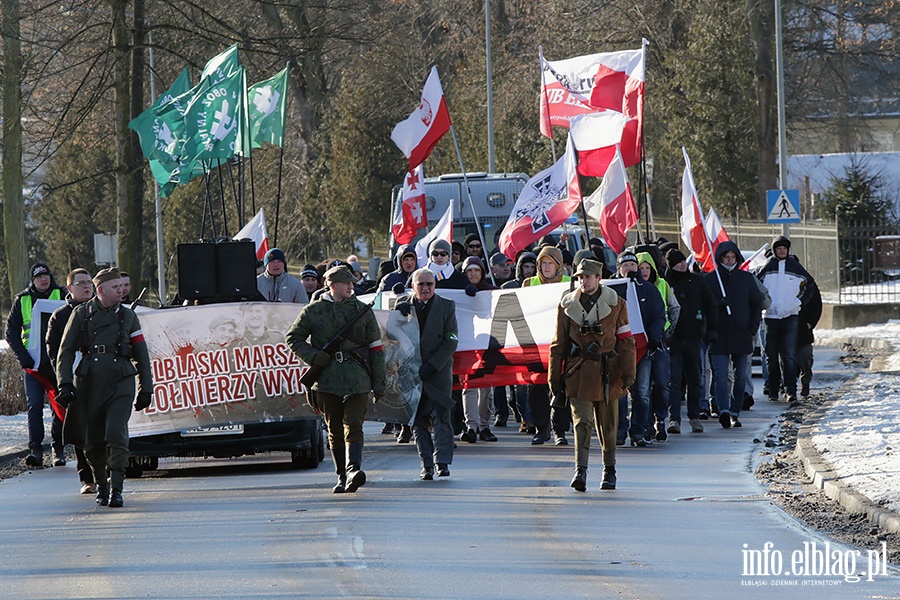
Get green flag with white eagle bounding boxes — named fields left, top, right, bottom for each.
left=247, top=65, right=289, bottom=149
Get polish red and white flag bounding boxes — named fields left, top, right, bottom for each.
left=390, top=66, right=452, bottom=170
left=498, top=138, right=582, bottom=258
left=704, top=206, right=731, bottom=257
left=391, top=165, right=428, bottom=244
left=679, top=148, right=716, bottom=272
left=234, top=208, right=269, bottom=260
left=582, top=145, right=639, bottom=253
left=740, top=244, right=769, bottom=272
left=539, top=41, right=646, bottom=144
left=568, top=111, right=641, bottom=177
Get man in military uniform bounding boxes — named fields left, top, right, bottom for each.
left=549, top=259, right=636, bottom=492
left=285, top=266, right=386, bottom=494
left=55, top=268, right=153, bottom=508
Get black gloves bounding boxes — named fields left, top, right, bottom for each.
left=397, top=301, right=413, bottom=317
left=311, top=352, right=332, bottom=368
left=134, top=391, right=152, bottom=412
left=621, top=375, right=635, bottom=389
left=648, top=339, right=663, bottom=352
left=56, top=383, right=76, bottom=408
left=419, top=362, right=437, bottom=378
left=19, top=355, right=35, bottom=370
left=392, top=282, right=406, bottom=295
left=465, top=284, right=478, bottom=297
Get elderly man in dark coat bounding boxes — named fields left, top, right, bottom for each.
left=704, top=241, right=764, bottom=429
left=56, top=268, right=153, bottom=508
left=396, top=268, right=459, bottom=480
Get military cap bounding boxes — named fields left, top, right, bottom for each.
left=574, top=258, right=604, bottom=278
left=93, top=267, right=121, bottom=287
left=325, top=265, right=355, bottom=284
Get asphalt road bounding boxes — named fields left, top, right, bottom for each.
left=1, top=348, right=897, bottom=599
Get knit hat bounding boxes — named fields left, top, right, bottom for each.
left=617, top=251, right=638, bottom=266
left=772, top=235, right=791, bottom=251
left=429, top=239, right=452, bottom=256
left=30, top=262, right=51, bottom=280
left=462, top=256, right=486, bottom=273
left=299, top=264, right=319, bottom=279
left=665, top=248, right=687, bottom=269
left=264, top=248, right=287, bottom=266
left=93, top=267, right=121, bottom=287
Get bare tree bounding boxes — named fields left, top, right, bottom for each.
left=2, top=0, right=27, bottom=295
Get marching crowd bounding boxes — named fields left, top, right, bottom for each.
left=4, top=230, right=820, bottom=500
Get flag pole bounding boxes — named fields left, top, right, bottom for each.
left=449, top=124, right=497, bottom=286
left=682, top=146, right=729, bottom=315
left=274, top=144, right=285, bottom=249
left=538, top=47, right=558, bottom=163
left=216, top=160, right=230, bottom=236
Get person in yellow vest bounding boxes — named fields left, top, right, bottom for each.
left=522, top=245, right=572, bottom=445
left=4, top=262, right=66, bottom=468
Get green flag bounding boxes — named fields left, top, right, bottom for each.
left=129, top=68, right=192, bottom=161
left=149, top=157, right=208, bottom=198
left=247, top=66, right=289, bottom=149
left=201, top=44, right=240, bottom=85
left=181, top=66, right=245, bottom=163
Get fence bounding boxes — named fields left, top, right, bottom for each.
left=643, top=217, right=900, bottom=304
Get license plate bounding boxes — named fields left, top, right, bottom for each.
left=181, top=424, right=245, bottom=437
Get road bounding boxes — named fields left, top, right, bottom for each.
left=0, top=348, right=897, bottom=599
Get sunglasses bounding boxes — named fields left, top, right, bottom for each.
left=467, top=243, right=482, bottom=249
left=431, top=251, right=449, bottom=257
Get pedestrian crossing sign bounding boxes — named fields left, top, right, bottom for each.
left=766, top=189, right=801, bottom=223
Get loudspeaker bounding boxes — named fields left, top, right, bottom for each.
left=177, top=243, right=217, bottom=299
left=177, top=241, right=257, bottom=300
left=216, top=241, right=257, bottom=297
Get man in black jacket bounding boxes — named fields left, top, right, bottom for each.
left=4, top=262, right=66, bottom=467
left=664, top=249, right=717, bottom=434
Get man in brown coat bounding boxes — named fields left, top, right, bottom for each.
left=549, top=259, right=636, bottom=492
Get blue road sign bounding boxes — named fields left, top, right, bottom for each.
left=766, top=189, right=801, bottom=223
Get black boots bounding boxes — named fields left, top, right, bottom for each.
left=109, top=489, right=124, bottom=508
left=331, top=446, right=347, bottom=493
left=345, top=443, right=366, bottom=493
left=600, top=466, right=617, bottom=490
left=570, top=466, right=587, bottom=492
left=333, top=474, right=347, bottom=494
left=96, top=483, right=110, bottom=506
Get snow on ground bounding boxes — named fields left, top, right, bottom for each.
left=814, top=322, right=900, bottom=513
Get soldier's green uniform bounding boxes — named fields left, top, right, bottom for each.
left=56, top=289, right=152, bottom=503
left=285, top=266, right=385, bottom=493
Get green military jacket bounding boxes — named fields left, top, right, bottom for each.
left=55, top=298, right=153, bottom=447
left=285, top=293, right=386, bottom=397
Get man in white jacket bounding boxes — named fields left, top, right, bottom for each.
left=756, top=236, right=814, bottom=403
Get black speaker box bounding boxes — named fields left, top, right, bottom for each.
left=177, top=241, right=256, bottom=299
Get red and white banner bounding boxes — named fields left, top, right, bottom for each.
left=392, top=165, right=428, bottom=244
left=569, top=112, right=641, bottom=175
left=415, top=202, right=453, bottom=267
left=680, top=148, right=716, bottom=272
left=740, top=244, right=769, bottom=272
left=582, top=145, right=639, bottom=253
left=539, top=42, right=646, bottom=145
left=498, top=139, right=582, bottom=258
left=704, top=206, right=730, bottom=258
left=390, top=66, right=452, bottom=170
left=234, top=208, right=269, bottom=260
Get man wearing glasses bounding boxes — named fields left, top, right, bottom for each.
left=46, top=269, right=96, bottom=493
left=426, top=239, right=468, bottom=290
left=396, top=268, right=459, bottom=480
left=463, top=233, right=487, bottom=264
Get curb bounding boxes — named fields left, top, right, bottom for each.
left=795, top=338, right=900, bottom=534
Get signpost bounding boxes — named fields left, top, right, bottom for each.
left=766, top=189, right=801, bottom=224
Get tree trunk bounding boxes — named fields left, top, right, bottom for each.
left=2, top=0, right=27, bottom=294
left=111, top=0, right=139, bottom=281
left=131, top=0, right=146, bottom=284
left=748, top=0, right=777, bottom=218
